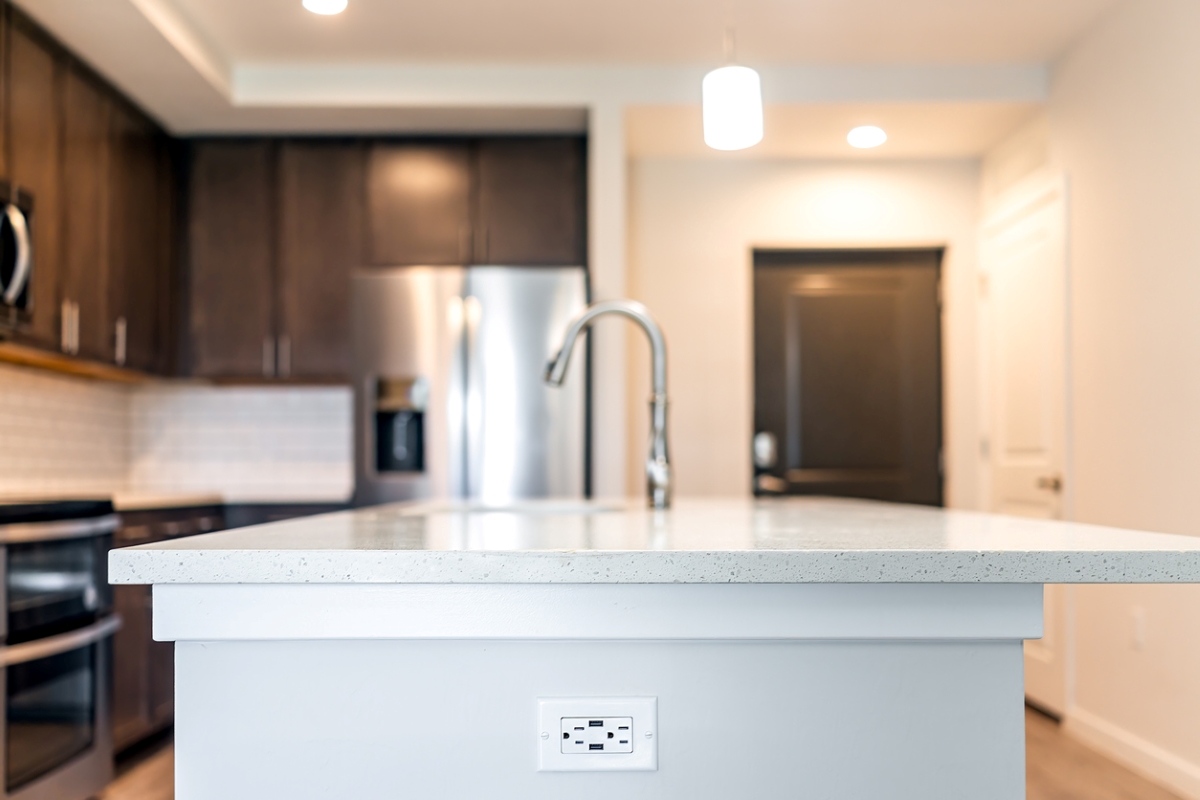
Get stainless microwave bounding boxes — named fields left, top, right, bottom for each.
left=0, top=182, right=33, bottom=328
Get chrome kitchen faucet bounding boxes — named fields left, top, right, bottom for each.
left=545, top=299, right=671, bottom=509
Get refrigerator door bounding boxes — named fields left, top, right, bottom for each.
left=352, top=267, right=467, bottom=505
left=464, top=266, right=587, bottom=503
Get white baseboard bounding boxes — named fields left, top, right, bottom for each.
left=1064, top=706, right=1200, bottom=800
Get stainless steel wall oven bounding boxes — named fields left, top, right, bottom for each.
left=0, top=501, right=117, bottom=800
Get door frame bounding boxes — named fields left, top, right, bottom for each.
left=977, top=171, right=1075, bottom=716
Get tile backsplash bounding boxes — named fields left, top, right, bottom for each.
left=0, top=362, right=130, bottom=496
left=129, top=385, right=353, bottom=503
left=0, top=362, right=353, bottom=502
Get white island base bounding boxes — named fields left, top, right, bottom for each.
left=159, top=581, right=1038, bottom=799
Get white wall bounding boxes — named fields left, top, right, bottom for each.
left=625, top=158, right=982, bottom=506
left=979, top=1, right=1200, bottom=795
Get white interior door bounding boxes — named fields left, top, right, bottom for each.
left=980, top=175, right=1070, bottom=716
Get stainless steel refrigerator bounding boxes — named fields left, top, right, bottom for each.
left=352, top=266, right=588, bottom=506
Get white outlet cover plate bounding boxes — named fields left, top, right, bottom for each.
left=537, top=697, right=658, bottom=772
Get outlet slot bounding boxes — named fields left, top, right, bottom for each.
left=560, top=717, right=634, bottom=754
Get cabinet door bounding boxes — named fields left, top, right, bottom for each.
left=475, top=138, right=585, bottom=265
left=278, top=141, right=364, bottom=379
left=61, top=65, right=112, bottom=360
left=112, top=584, right=152, bottom=751
left=367, top=143, right=471, bottom=266
left=188, top=141, right=275, bottom=377
left=7, top=17, right=62, bottom=348
left=107, top=102, right=163, bottom=371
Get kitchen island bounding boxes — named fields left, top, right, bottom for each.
left=109, top=498, right=1200, bottom=800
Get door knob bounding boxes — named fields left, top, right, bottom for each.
left=753, top=431, right=777, bottom=469
left=1036, top=475, right=1063, bottom=492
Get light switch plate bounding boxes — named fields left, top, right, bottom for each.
left=537, top=697, right=657, bottom=772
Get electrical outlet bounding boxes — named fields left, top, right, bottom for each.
left=537, top=697, right=657, bottom=772
left=561, top=717, right=634, bottom=754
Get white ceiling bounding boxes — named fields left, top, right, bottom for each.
left=174, top=0, right=1116, bottom=65
left=12, top=0, right=1108, bottom=139
left=627, top=102, right=1040, bottom=159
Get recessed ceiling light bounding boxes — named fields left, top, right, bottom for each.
left=847, top=125, right=887, bottom=149
left=303, top=0, right=347, bottom=15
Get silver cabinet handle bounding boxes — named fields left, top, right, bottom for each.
left=263, top=336, right=276, bottom=378
left=278, top=334, right=291, bottom=378
left=114, top=316, right=127, bottom=366
left=61, top=299, right=72, bottom=353
left=69, top=301, right=80, bottom=354
left=2, top=616, right=121, bottom=666
left=2, top=203, right=31, bottom=305
left=60, top=300, right=80, bottom=355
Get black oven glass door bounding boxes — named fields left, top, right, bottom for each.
left=5, top=639, right=98, bottom=793
left=6, top=531, right=113, bottom=645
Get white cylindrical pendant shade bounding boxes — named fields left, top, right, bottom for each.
left=702, top=66, right=763, bottom=151
left=303, top=0, right=348, bottom=14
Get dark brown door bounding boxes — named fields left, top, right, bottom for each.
left=753, top=249, right=943, bottom=505
left=188, top=140, right=275, bottom=377
left=367, top=142, right=470, bottom=265
left=61, top=65, right=111, bottom=360
left=111, top=584, right=152, bottom=751
left=475, top=138, right=585, bottom=265
left=278, top=140, right=364, bottom=379
left=7, top=17, right=62, bottom=348
left=107, top=102, right=162, bottom=371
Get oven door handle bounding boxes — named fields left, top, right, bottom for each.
left=0, top=513, right=119, bottom=544
left=2, top=202, right=31, bottom=306
left=2, top=616, right=122, bottom=666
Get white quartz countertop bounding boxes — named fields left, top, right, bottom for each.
left=107, top=497, right=1200, bottom=585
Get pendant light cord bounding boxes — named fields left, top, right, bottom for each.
left=723, top=26, right=736, bottom=65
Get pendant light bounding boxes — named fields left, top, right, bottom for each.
left=702, top=29, right=763, bottom=151
left=303, top=0, right=347, bottom=14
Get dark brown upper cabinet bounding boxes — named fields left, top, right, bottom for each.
left=187, top=140, right=276, bottom=378
left=61, top=64, right=112, bottom=361
left=367, top=142, right=471, bottom=266
left=277, top=140, right=364, bottom=379
left=7, top=15, right=62, bottom=348
left=475, top=138, right=585, bottom=265
left=1, top=6, right=175, bottom=375
left=182, top=135, right=585, bottom=380
left=107, top=101, right=165, bottom=372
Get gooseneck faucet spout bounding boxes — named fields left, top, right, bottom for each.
left=545, top=300, right=671, bottom=509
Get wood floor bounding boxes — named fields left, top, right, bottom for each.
left=1025, top=707, right=1183, bottom=800
left=98, top=709, right=1182, bottom=800
left=101, top=741, right=173, bottom=800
